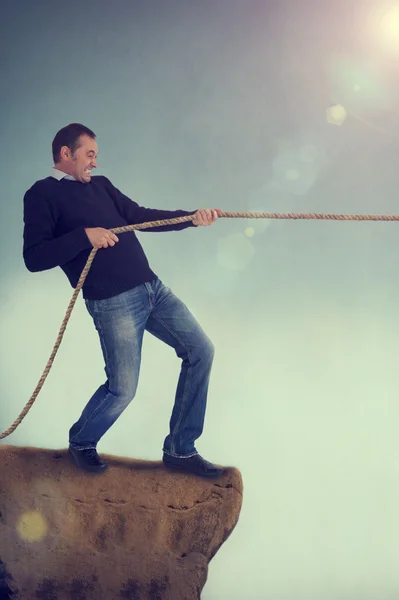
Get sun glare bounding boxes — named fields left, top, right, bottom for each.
left=379, top=4, right=399, bottom=47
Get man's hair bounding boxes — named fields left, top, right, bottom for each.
left=52, top=123, right=96, bottom=164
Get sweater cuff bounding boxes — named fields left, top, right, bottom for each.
left=74, top=227, right=94, bottom=251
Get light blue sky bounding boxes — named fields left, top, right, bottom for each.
left=2, top=1, right=399, bottom=598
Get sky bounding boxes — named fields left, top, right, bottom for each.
left=2, top=0, right=399, bottom=598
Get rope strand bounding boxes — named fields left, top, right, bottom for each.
left=1, top=210, right=397, bottom=440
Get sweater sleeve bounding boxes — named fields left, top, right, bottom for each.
left=23, top=187, right=93, bottom=272
left=102, top=177, right=198, bottom=232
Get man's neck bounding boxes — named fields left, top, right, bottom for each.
left=54, top=165, right=69, bottom=175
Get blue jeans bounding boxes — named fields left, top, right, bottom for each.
left=69, top=278, right=215, bottom=458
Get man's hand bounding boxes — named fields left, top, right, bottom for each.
left=192, top=208, right=223, bottom=227
left=85, top=227, right=119, bottom=249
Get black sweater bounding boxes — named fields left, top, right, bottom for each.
left=23, top=175, right=196, bottom=300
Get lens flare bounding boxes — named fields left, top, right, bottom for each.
left=379, top=5, right=399, bottom=47
left=326, top=104, right=348, bottom=126
left=244, top=227, right=255, bottom=238
left=217, top=233, right=255, bottom=272
left=16, top=510, right=48, bottom=542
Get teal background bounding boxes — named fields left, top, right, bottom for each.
left=2, top=1, right=399, bottom=598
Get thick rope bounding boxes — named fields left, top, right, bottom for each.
left=1, top=209, right=398, bottom=440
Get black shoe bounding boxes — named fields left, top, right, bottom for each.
left=163, top=452, right=223, bottom=478
left=68, top=447, right=108, bottom=473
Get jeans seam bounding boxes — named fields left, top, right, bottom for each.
left=150, top=313, right=193, bottom=454
left=69, top=322, right=113, bottom=445
left=69, top=388, right=116, bottom=445
left=163, top=450, right=198, bottom=458
left=145, top=282, right=153, bottom=309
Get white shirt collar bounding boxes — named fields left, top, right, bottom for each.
left=51, top=167, right=76, bottom=181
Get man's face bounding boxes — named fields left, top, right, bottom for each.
left=60, top=134, right=99, bottom=183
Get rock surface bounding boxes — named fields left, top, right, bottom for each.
left=0, top=445, right=242, bottom=600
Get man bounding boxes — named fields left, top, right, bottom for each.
left=23, top=123, right=223, bottom=478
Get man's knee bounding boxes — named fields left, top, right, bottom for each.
left=108, top=373, right=138, bottom=406
left=201, top=335, right=215, bottom=363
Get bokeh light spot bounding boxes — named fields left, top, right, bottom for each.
left=217, top=233, right=255, bottom=272
left=245, top=227, right=255, bottom=238
left=285, top=168, right=299, bottom=181
left=16, top=510, right=48, bottom=542
left=326, top=104, right=348, bottom=126
left=299, top=144, right=318, bottom=163
left=272, top=143, right=319, bottom=195
left=247, top=209, right=271, bottom=234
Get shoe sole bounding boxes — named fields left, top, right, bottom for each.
left=163, top=460, right=223, bottom=478
left=68, top=448, right=108, bottom=474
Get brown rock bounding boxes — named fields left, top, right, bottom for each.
left=0, top=445, right=243, bottom=600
